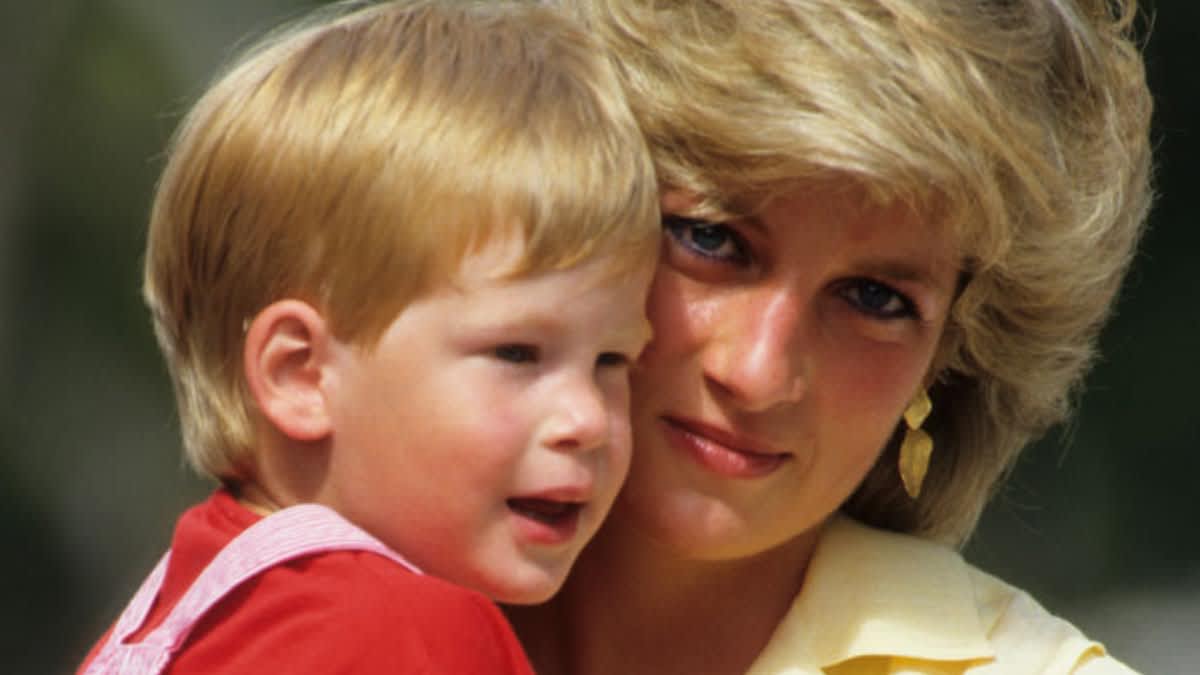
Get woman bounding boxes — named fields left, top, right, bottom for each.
left=507, top=0, right=1152, bottom=673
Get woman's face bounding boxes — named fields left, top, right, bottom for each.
left=618, top=183, right=961, bottom=560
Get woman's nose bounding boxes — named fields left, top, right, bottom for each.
left=542, top=376, right=610, bottom=452
left=703, top=288, right=807, bottom=412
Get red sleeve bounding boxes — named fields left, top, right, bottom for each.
left=164, top=551, right=534, bottom=675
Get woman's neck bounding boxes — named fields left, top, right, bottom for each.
left=509, top=518, right=823, bottom=675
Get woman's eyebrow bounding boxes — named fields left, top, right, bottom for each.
left=737, top=214, right=769, bottom=235
left=853, top=259, right=959, bottom=294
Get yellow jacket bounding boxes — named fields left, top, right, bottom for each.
left=746, top=517, right=1137, bottom=674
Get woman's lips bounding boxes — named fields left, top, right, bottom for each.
left=662, top=416, right=790, bottom=478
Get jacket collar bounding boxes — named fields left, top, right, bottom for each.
left=747, top=516, right=995, bottom=672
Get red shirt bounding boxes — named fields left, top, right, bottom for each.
left=78, top=490, right=534, bottom=674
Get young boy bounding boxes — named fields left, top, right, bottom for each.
left=77, top=1, right=659, bottom=672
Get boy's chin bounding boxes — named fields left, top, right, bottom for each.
left=482, top=562, right=571, bottom=606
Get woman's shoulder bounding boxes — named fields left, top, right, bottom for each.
left=749, top=517, right=1138, bottom=674
left=963, top=564, right=1138, bottom=674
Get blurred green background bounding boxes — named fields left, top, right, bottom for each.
left=1, top=1, right=1195, bottom=673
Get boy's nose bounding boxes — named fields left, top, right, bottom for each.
left=543, top=378, right=609, bottom=452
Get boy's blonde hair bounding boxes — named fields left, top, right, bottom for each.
left=552, top=0, right=1153, bottom=544
left=145, top=0, right=659, bottom=481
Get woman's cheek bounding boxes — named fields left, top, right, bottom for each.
left=642, top=269, right=707, bottom=357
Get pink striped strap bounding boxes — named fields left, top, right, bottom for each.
left=84, top=503, right=419, bottom=674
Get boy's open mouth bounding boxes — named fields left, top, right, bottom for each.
left=506, top=498, right=583, bottom=525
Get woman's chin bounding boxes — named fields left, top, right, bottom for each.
left=610, top=484, right=762, bottom=561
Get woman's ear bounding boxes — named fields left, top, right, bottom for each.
left=243, top=299, right=335, bottom=442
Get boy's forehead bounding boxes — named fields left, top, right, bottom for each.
left=453, top=234, right=528, bottom=285
left=447, top=230, right=650, bottom=290
left=463, top=275, right=653, bottom=345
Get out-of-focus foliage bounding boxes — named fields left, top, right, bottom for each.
left=0, top=2, right=1193, bottom=673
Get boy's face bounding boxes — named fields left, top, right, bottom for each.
left=320, top=239, right=654, bottom=604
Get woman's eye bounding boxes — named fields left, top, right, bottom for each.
left=664, top=215, right=747, bottom=263
left=842, top=280, right=916, bottom=319
left=493, top=344, right=539, bottom=363
left=595, top=352, right=629, bottom=368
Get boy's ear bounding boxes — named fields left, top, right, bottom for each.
left=243, top=300, right=335, bottom=442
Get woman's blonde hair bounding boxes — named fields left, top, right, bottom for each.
left=554, top=0, right=1153, bottom=544
left=144, top=0, right=659, bottom=481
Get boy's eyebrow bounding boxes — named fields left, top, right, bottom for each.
left=601, top=317, right=654, bottom=350
left=457, top=306, right=573, bottom=336
left=463, top=310, right=653, bottom=346
left=629, top=318, right=654, bottom=346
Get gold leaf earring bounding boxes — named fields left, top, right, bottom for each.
left=898, top=390, right=933, bottom=499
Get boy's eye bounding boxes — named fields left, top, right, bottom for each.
left=493, top=344, right=539, bottom=363
left=664, top=215, right=747, bottom=263
left=595, top=352, right=629, bottom=368
left=841, top=279, right=915, bottom=319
